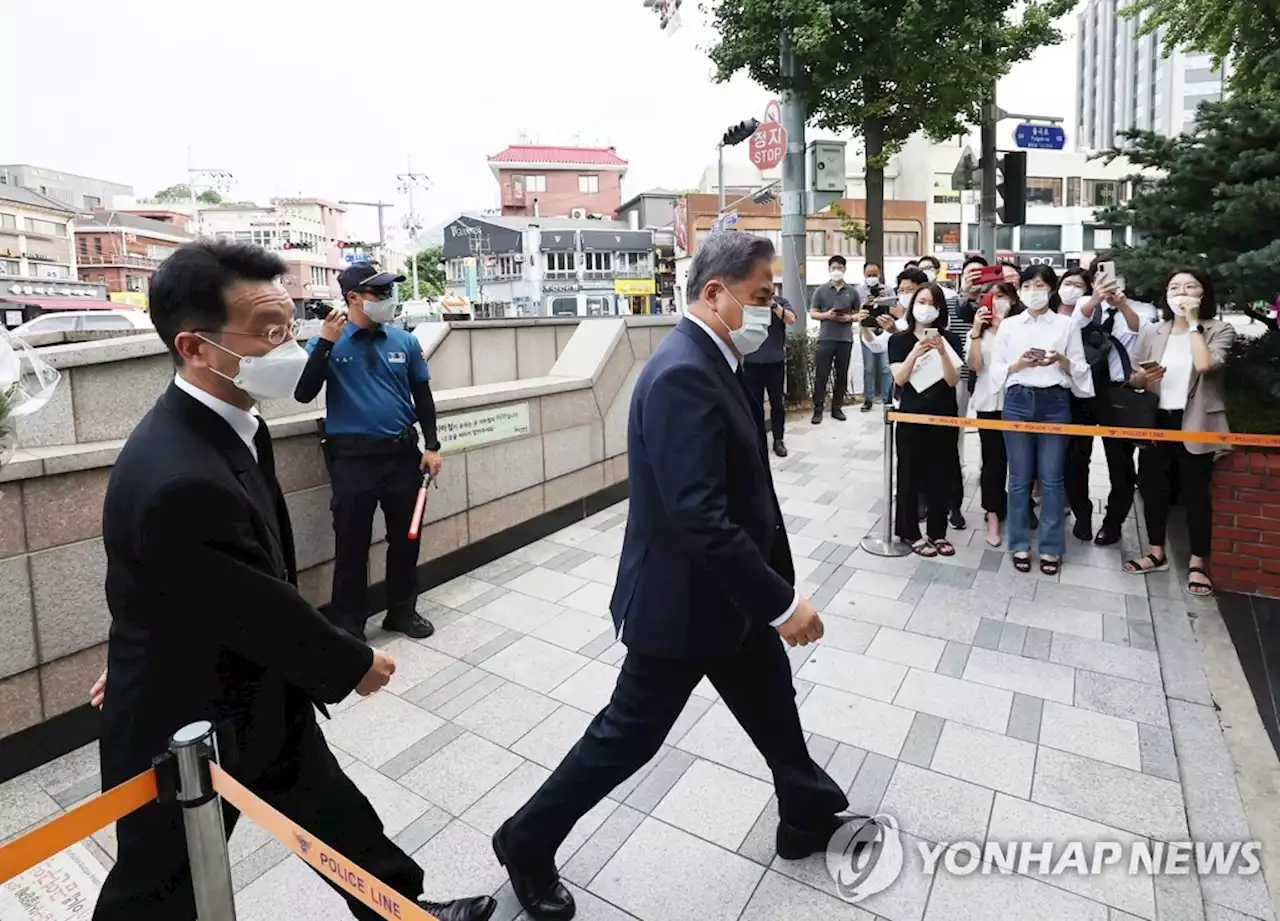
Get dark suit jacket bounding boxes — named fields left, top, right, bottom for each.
left=609, top=318, right=796, bottom=659
left=99, top=383, right=372, bottom=789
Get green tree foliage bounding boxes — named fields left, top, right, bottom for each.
left=150, top=185, right=223, bottom=205
left=1095, top=96, right=1280, bottom=430
left=1121, top=0, right=1280, bottom=98
left=705, top=0, right=1074, bottom=265
left=397, top=245, right=445, bottom=301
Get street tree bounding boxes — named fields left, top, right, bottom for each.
left=397, top=245, right=445, bottom=301
left=705, top=0, right=1073, bottom=266
left=151, top=184, right=223, bottom=205
left=1121, top=0, right=1280, bottom=98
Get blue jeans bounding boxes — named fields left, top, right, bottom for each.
left=1002, top=385, right=1071, bottom=556
left=861, top=341, right=891, bottom=401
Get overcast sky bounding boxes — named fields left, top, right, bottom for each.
left=4, top=0, right=1079, bottom=242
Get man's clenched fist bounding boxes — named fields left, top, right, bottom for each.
left=777, top=597, right=825, bottom=647
left=355, top=649, right=396, bottom=696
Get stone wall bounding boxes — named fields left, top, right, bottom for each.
left=1209, top=450, right=1280, bottom=597
left=0, top=317, right=674, bottom=744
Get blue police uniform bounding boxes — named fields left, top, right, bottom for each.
left=295, top=263, right=440, bottom=640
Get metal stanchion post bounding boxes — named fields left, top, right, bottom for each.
left=860, top=406, right=911, bottom=557
left=171, top=720, right=237, bottom=921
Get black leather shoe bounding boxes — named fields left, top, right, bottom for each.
left=861, top=400, right=874, bottom=413
left=493, top=824, right=575, bottom=921
left=383, top=611, right=434, bottom=639
left=1072, top=519, right=1094, bottom=542
left=831, top=408, right=848, bottom=421
left=811, top=411, right=823, bottom=425
left=1094, top=524, right=1122, bottom=546
left=773, top=441, right=788, bottom=458
left=776, top=815, right=845, bottom=860
left=418, top=896, right=497, bottom=921
left=949, top=508, right=967, bottom=530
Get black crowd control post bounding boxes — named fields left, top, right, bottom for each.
left=170, top=720, right=237, bottom=920
left=860, top=405, right=911, bottom=557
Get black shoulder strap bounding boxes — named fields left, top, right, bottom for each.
left=1109, top=333, right=1133, bottom=380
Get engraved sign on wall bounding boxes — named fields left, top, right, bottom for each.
left=0, top=844, right=108, bottom=920
left=438, top=403, right=532, bottom=453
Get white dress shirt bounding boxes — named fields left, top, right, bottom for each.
left=989, top=309, right=1094, bottom=398
left=1158, top=331, right=1194, bottom=410
left=685, top=315, right=799, bottom=627
left=174, top=373, right=260, bottom=460
left=1071, top=302, right=1142, bottom=383
left=966, top=330, right=1003, bottom=413
left=861, top=329, right=891, bottom=354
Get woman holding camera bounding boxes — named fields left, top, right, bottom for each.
left=989, top=265, right=1094, bottom=574
left=1123, top=267, right=1236, bottom=596
left=889, top=283, right=964, bottom=557
left=967, top=282, right=1023, bottom=546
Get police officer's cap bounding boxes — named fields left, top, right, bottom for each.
left=338, top=262, right=407, bottom=297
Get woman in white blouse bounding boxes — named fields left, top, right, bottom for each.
left=966, top=282, right=1023, bottom=546
left=988, top=266, right=1095, bottom=574
left=1123, top=267, right=1236, bottom=596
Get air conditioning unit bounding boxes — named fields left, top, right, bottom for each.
left=570, top=208, right=587, bottom=220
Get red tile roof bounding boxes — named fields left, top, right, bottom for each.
left=488, top=145, right=628, bottom=167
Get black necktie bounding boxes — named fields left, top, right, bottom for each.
left=253, top=417, right=277, bottom=487
left=1101, top=308, right=1117, bottom=334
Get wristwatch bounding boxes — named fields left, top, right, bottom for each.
left=1194, top=324, right=1206, bottom=334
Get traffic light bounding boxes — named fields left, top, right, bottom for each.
left=721, top=118, right=761, bottom=147
left=997, top=151, right=1027, bottom=226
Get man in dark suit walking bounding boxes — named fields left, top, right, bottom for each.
left=92, top=241, right=494, bottom=921
left=492, top=233, right=848, bottom=921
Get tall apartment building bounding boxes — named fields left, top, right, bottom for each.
left=0, top=164, right=132, bottom=212
left=1076, top=0, right=1229, bottom=149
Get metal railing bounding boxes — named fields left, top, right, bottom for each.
left=76, top=252, right=164, bottom=268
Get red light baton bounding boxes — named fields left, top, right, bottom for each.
left=408, top=472, right=434, bottom=540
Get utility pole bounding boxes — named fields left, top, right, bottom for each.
left=338, top=200, right=393, bottom=266
left=718, top=144, right=726, bottom=212
left=779, top=32, right=807, bottom=337
left=186, top=147, right=233, bottom=239
left=396, top=160, right=429, bottom=300
left=979, top=87, right=999, bottom=264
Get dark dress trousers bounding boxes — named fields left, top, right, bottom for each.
left=503, top=319, right=847, bottom=862
left=93, top=383, right=423, bottom=921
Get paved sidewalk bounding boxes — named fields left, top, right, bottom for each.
left=3, top=409, right=1277, bottom=921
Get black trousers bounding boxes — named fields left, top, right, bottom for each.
left=743, top=359, right=786, bottom=442
left=812, top=340, right=852, bottom=413
left=328, top=448, right=423, bottom=638
left=95, top=718, right=423, bottom=921
left=503, top=623, right=848, bottom=862
left=1065, top=394, right=1138, bottom=529
left=896, top=420, right=958, bottom=543
left=977, top=410, right=1008, bottom=518
left=1139, top=410, right=1215, bottom=557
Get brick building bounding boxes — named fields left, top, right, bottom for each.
left=75, top=211, right=193, bottom=306
left=488, top=145, right=627, bottom=219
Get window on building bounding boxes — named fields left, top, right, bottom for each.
left=310, top=266, right=327, bottom=287
left=1083, top=225, right=1123, bottom=250
left=884, top=232, right=920, bottom=258
left=235, top=231, right=252, bottom=242
left=617, top=251, right=650, bottom=275
left=578, top=175, right=600, bottom=194
left=0, top=213, right=15, bottom=230
left=932, top=174, right=961, bottom=204
left=805, top=230, right=827, bottom=256
left=1020, top=224, right=1062, bottom=252
left=0, top=259, right=20, bottom=275
left=126, top=275, right=146, bottom=293
left=933, top=223, right=961, bottom=251
left=544, top=251, right=576, bottom=276
left=1083, top=179, right=1120, bottom=207
left=549, top=296, right=578, bottom=317
left=24, top=218, right=60, bottom=236
left=486, top=254, right=521, bottom=278
left=967, top=224, right=1016, bottom=250
left=524, top=175, right=547, bottom=193
left=586, top=296, right=611, bottom=316
left=148, top=245, right=176, bottom=261
left=83, top=195, right=101, bottom=210
left=1026, top=177, right=1063, bottom=206
left=94, top=237, right=102, bottom=254
left=78, top=237, right=87, bottom=253
left=1183, top=93, right=1220, bottom=112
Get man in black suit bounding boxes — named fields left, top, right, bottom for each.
left=92, top=241, right=493, bottom=921
left=492, top=233, right=849, bottom=921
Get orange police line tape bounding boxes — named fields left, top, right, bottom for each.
left=0, top=768, right=157, bottom=884
left=888, top=411, right=1280, bottom=448
left=209, top=764, right=438, bottom=921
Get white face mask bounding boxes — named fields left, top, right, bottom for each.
left=1022, top=290, right=1050, bottom=312
left=717, top=289, right=772, bottom=356
left=362, top=296, right=399, bottom=325
left=829, top=269, right=845, bottom=283
left=201, top=336, right=310, bottom=403
left=922, top=267, right=938, bottom=282
left=1167, top=294, right=1200, bottom=316
left=1058, top=285, right=1086, bottom=307
left=897, top=291, right=914, bottom=310
left=865, top=275, right=880, bottom=287
left=992, top=298, right=1012, bottom=317
left=913, top=302, right=940, bottom=325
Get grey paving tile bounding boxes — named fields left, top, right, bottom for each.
left=997, top=621, right=1028, bottom=655
left=937, top=640, right=972, bottom=677
left=665, top=694, right=714, bottom=747
left=433, top=672, right=506, bottom=720
left=1031, top=746, right=1188, bottom=840
left=879, top=762, right=994, bottom=845
left=453, top=681, right=560, bottom=747
left=807, top=733, right=840, bottom=771
left=577, top=628, right=620, bottom=659
left=560, top=803, right=645, bottom=888
left=972, top=616, right=1004, bottom=650
left=846, top=752, right=896, bottom=816
left=426, top=574, right=499, bottom=608
left=1005, top=603, right=1105, bottom=640
left=399, top=731, right=524, bottom=816
left=51, top=774, right=100, bottom=809
left=481, top=636, right=591, bottom=693
left=543, top=548, right=596, bottom=573
left=410, top=820, right=509, bottom=903
left=471, top=591, right=568, bottom=633
left=1007, top=693, right=1044, bottom=744
left=864, top=626, right=946, bottom=671
left=1152, top=609, right=1214, bottom=706
left=1124, top=593, right=1152, bottom=623
left=1139, top=722, right=1179, bottom=782
left=1050, top=633, right=1162, bottom=686
left=898, top=712, right=945, bottom=768
left=27, top=743, right=99, bottom=799
left=911, top=562, right=977, bottom=589
left=463, top=628, right=523, bottom=665
left=931, top=719, right=1037, bottom=798
left=459, top=760, right=551, bottom=836
left=231, top=837, right=290, bottom=892
left=1074, top=669, right=1170, bottom=729
left=923, top=860, right=1110, bottom=920
left=737, top=795, right=780, bottom=866
left=510, top=704, right=593, bottom=771
left=549, top=660, right=621, bottom=714
left=624, top=747, right=697, bottom=814
left=346, top=760, right=433, bottom=837
left=894, top=668, right=1013, bottom=734
left=824, top=744, right=867, bottom=794
left=652, top=758, right=773, bottom=849
left=320, top=691, right=444, bottom=768
left=611, top=745, right=673, bottom=804
left=1102, top=614, right=1130, bottom=646
left=1127, top=619, right=1156, bottom=651
left=467, top=554, right=533, bottom=584
left=421, top=614, right=511, bottom=659
left=1034, top=581, right=1128, bottom=616
left=1022, top=625, right=1053, bottom=660
left=678, top=703, right=771, bottom=781
left=1039, top=700, right=1142, bottom=770
left=391, top=804, right=452, bottom=856
left=979, top=548, right=1004, bottom=572
left=799, top=686, right=916, bottom=758
left=740, top=869, right=878, bottom=921
left=1155, top=869, right=1208, bottom=921
left=797, top=646, right=908, bottom=703
left=770, top=829, right=934, bottom=921
left=454, top=585, right=512, bottom=613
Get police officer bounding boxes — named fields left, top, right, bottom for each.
left=295, top=262, right=442, bottom=641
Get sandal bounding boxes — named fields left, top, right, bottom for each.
left=1012, top=553, right=1032, bottom=573
left=933, top=539, right=956, bottom=557
left=1186, top=566, right=1215, bottom=597
left=1040, top=557, right=1061, bottom=576
left=1123, top=553, right=1169, bottom=575
left=910, top=538, right=938, bottom=558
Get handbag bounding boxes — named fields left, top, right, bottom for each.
left=1095, top=343, right=1158, bottom=429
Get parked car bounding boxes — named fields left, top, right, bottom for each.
left=10, top=309, right=153, bottom=339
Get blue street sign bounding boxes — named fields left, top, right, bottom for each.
left=1014, top=123, right=1066, bottom=150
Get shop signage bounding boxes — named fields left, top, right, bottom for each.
left=614, top=278, right=656, bottom=296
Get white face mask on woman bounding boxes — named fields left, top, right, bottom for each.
left=1167, top=294, right=1200, bottom=316
left=1022, top=290, right=1050, bottom=312
left=992, top=298, right=1012, bottom=317
left=913, top=302, right=940, bottom=325
left=1058, top=285, right=1086, bottom=307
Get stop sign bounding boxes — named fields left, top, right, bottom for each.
left=749, top=121, right=787, bottom=170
